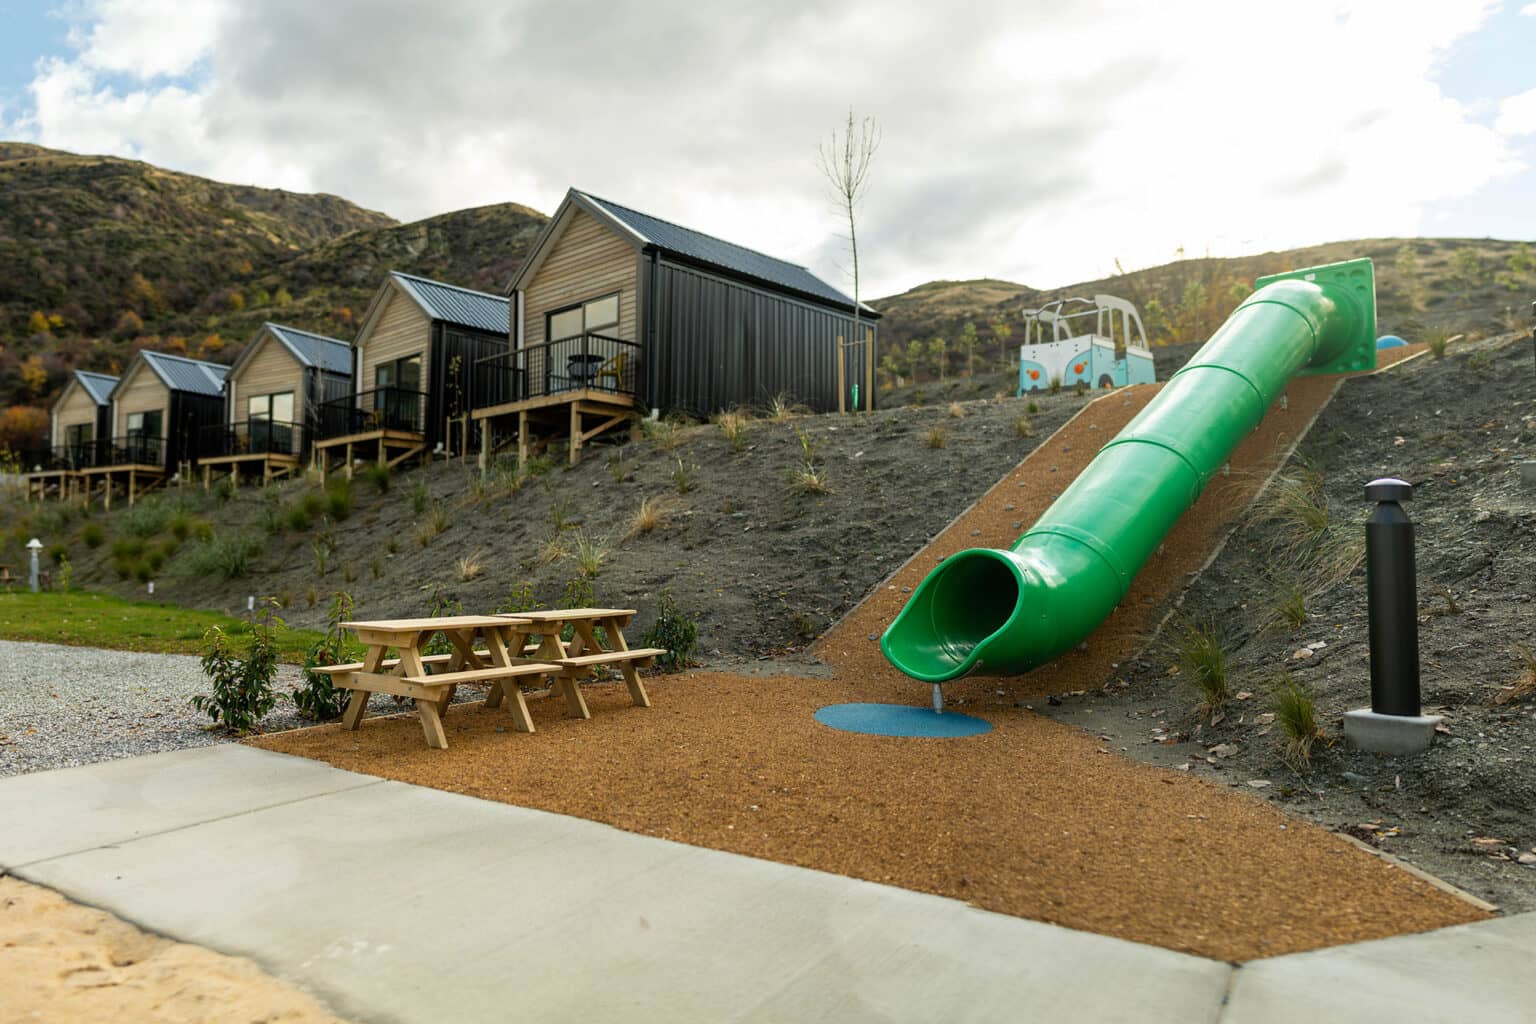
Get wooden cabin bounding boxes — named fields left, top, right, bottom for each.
left=313, top=271, right=508, bottom=480
left=87, top=351, right=227, bottom=506
left=200, top=322, right=352, bottom=488
left=473, top=188, right=880, bottom=464
left=21, top=370, right=118, bottom=500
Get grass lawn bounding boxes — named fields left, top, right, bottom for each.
left=0, top=590, right=328, bottom=663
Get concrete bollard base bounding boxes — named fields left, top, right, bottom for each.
left=1343, top=708, right=1443, bottom=756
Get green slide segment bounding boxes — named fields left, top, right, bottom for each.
left=881, top=258, right=1376, bottom=683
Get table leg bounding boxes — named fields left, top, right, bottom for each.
left=486, top=627, right=536, bottom=733
left=415, top=698, right=449, bottom=749
left=602, top=616, right=651, bottom=708
left=343, top=646, right=386, bottom=730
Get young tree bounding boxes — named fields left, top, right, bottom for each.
left=928, top=335, right=949, bottom=380
left=990, top=316, right=1014, bottom=371
left=958, top=321, right=980, bottom=376
left=819, top=108, right=881, bottom=401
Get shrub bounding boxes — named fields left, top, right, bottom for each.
left=1467, top=349, right=1492, bottom=372
left=361, top=463, right=391, bottom=494
left=81, top=523, right=104, bottom=548
left=1027, top=400, right=1040, bottom=414
left=947, top=401, right=966, bottom=419
left=56, top=556, right=72, bottom=592
left=1013, top=414, right=1034, bottom=438
left=1170, top=617, right=1230, bottom=720
left=284, top=504, right=313, bottom=532
left=408, top=479, right=431, bottom=516
left=212, top=476, right=236, bottom=503
left=186, top=534, right=262, bottom=580
left=293, top=592, right=356, bottom=722
left=168, top=513, right=194, bottom=542
left=494, top=582, right=544, bottom=615
left=457, top=550, right=485, bottom=582
left=1273, top=675, right=1323, bottom=766
left=642, top=589, right=698, bottom=672
left=144, top=547, right=166, bottom=573
left=324, top=481, right=353, bottom=521
left=46, top=542, right=67, bottom=565
left=716, top=409, right=750, bottom=452
left=626, top=496, right=667, bottom=538
left=642, top=418, right=680, bottom=450
left=111, top=538, right=146, bottom=560
left=121, top=499, right=172, bottom=538
left=191, top=606, right=282, bottom=734
left=924, top=426, right=948, bottom=449
left=300, top=491, right=326, bottom=521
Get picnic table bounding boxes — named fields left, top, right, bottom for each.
left=492, top=608, right=665, bottom=721
left=321, top=615, right=559, bottom=748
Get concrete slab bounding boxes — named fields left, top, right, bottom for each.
left=0, top=745, right=379, bottom=868
left=1225, top=913, right=1536, bottom=1023
left=13, top=749, right=1231, bottom=1024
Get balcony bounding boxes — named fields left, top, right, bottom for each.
left=199, top=419, right=301, bottom=460
left=472, top=333, right=641, bottom=411
left=314, top=387, right=427, bottom=442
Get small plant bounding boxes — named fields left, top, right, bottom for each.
left=947, top=401, right=966, bottom=419
left=111, top=537, right=146, bottom=560
left=717, top=409, right=750, bottom=452
left=212, top=476, right=236, bottom=503
left=306, top=586, right=318, bottom=608
left=457, top=550, right=485, bottom=582
left=1466, top=349, right=1491, bottom=372
left=386, top=537, right=400, bottom=555
left=370, top=556, right=384, bottom=580
left=292, top=592, right=356, bottom=722
left=793, top=424, right=820, bottom=461
left=47, top=542, right=67, bottom=565
left=494, top=581, right=544, bottom=615
left=559, top=577, right=597, bottom=642
left=121, top=499, right=173, bottom=538
left=81, top=522, right=104, bottom=548
left=1170, top=617, right=1230, bottom=720
left=1424, top=328, right=1458, bottom=360
left=767, top=392, right=803, bottom=422
left=608, top=455, right=632, bottom=483
left=924, top=426, right=947, bottom=449
left=791, top=611, right=819, bottom=640
left=1494, top=645, right=1536, bottom=705
left=642, top=418, right=680, bottom=450
left=626, top=495, right=668, bottom=538
left=312, top=535, right=335, bottom=576
left=572, top=530, right=610, bottom=577
left=168, top=513, right=194, bottom=543
left=911, top=387, right=926, bottom=406
left=538, top=535, right=569, bottom=565
left=671, top=455, right=698, bottom=494
left=408, top=479, right=431, bottom=516
left=1049, top=374, right=1063, bottom=394
left=1256, top=473, right=1329, bottom=543
left=420, top=584, right=463, bottom=656
left=361, top=463, right=391, bottom=494
left=416, top=505, right=451, bottom=547
left=186, top=534, right=262, bottom=580
left=548, top=494, right=574, bottom=532
left=1074, top=380, right=1089, bottom=396
left=324, top=480, right=353, bottom=521
left=56, top=556, right=72, bottom=592
left=642, top=588, right=698, bottom=672
left=191, top=604, right=282, bottom=734
left=1027, top=399, right=1040, bottom=414
left=284, top=504, right=313, bottom=532
left=1013, top=413, right=1033, bottom=438
left=1275, top=586, right=1307, bottom=630
left=1273, top=675, right=1324, bottom=766
left=788, top=461, right=831, bottom=495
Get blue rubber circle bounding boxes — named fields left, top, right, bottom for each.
left=1375, top=334, right=1407, bottom=349
left=814, top=703, right=992, bottom=738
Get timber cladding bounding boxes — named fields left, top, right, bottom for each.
left=50, top=381, right=99, bottom=446
left=359, top=286, right=432, bottom=394
left=228, top=330, right=306, bottom=422
left=523, top=209, right=638, bottom=348
left=112, top=362, right=170, bottom=437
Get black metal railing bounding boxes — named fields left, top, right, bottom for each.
left=199, top=420, right=301, bottom=459
left=472, top=333, right=641, bottom=409
left=314, top=387, right=427, bottom=441
left=17, top=437, right=166, bottom=470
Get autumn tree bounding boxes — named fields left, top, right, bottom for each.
left=0, top=405, right=49, bottom=451
left=274, top=287, right=293, bottom=307
left=20, top=355, right=47, bottom=396
left=114, top=310, right=144, bottom=338
left=26, top=310, right=50, bottom=336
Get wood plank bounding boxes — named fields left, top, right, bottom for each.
left=399, top=663, right=558, bottom=685
left=557, top=648, right=665, bottom=668
left=415, top=698, right=449, bottom=749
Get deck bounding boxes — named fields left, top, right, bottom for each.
left=312, top=428, right=426, bottom=484
left=471, top=388, right=639, bottom=465
left=198, top=451, right=302, bottom=489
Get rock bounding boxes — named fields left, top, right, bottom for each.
left=1518, top=853, right=1536, bottom=866
left=1341, top=771, right=1368, bottom=786
left=1292, top=648, right=1314, bottom=660
left=1247, top=779, right=1272, bottom=788
left=1209, top=743, right=1239, bottom=758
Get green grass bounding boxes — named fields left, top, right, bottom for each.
left=0, top=590, right=329, bottom=663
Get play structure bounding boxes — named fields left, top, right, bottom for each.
left=884, top=258, right=1377, bottom=695
left=1017, top=294, right=1157, bottom=394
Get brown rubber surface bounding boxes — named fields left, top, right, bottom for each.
left=256, top=353, right=1485, bottom=962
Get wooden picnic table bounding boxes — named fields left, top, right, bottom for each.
left=327, top=615, right=559, bottom=748
left=491, top=608, right=665, bottom=721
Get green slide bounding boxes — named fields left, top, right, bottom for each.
left=881, top=258, right=1377, bottom=684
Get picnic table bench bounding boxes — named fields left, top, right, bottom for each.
left=492, top=608, right=666, bottom=721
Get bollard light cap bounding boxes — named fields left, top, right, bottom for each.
left=26, top=538, right=42, bottom=550
left=1365, top=477, right=1413, bottom=503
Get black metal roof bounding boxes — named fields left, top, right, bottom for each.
left=574, top=191, right=877, bottom=316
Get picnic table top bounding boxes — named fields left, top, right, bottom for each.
left=497, top=608, right=636, bottom=623
left=341, top=615, right=533, bottom=634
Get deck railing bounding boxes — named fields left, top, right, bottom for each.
left=314, top=387, right=428, bottom=441
left=199, top=420, right=301, bottom=459
left=472, top=333, right=641, bottom=409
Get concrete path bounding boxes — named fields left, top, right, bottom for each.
left=0, top=747, right=1530, bottom=1024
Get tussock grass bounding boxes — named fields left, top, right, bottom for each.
left=924, top=426, right=947, bottom=449
left=788, top=461, right=832, bottom=495
left=642, top=418, right=681, bottom=450
left=1273, top=675, right=1324, bottom=766
left=947, top=401, right=966, bottom=419
left=1168, top=616, right=1231, bottom=721
left=457, top=550, right=485, bottom=582
left=1013, top=413, right=1034, bottom=438
left=572, top=530, right=611, bottom=577
left=1424, top=328, right=1461, bottom=359
left=767, top=393, right=806, bottom=422
left=716, top=408, right=751, bottom=452
left=626, top=496, right=668, bottom=538
left=1274, top=585, right=1307, bottom=630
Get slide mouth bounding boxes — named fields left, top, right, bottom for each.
left=881, top=549, right=1022, bottom=682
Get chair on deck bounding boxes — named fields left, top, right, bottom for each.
left=596, top=350, right=630, bottom=392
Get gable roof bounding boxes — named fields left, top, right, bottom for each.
left=75, top=370, right=118, bottom=406
left=389, top=271, right=510, bottom=335
left=130, top=350, right=228, bottom=397
left=263, top=323, right=352, bottom=374
left=511, top=188, right=877, bottom=316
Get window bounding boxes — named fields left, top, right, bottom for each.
left=126, top=410, right=162, bottom=438
left=65, top=423, right=92, bottom=447
left=548, top=293, right=620, bottom=342
left=247, top=392, right=294, bottom=423
left=375, top=355, right=421, bottom=392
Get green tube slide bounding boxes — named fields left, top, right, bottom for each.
left=881, top=258, right=1377, bottom=684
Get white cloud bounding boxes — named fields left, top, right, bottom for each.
left=1522, top=2, right=1536, bottom=14
left=2, top=0, right=1523, bottom=295
left=1497, top=87, right=1536, bottom=135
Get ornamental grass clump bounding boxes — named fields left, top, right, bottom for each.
left=1170, top=616, right=1230, bottom=720
left=1272, top=674, right=1324, bottom=766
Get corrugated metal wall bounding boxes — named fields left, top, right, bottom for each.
left=648, top=259, right=877, bottom=416
left=169, top=391, right=225, bottom=467
left=430, top=326, right=509, bottom=451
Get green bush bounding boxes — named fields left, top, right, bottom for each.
left=81, top=523, right=105, bottom=548
left=642, top=588, right=698, bottom=673
left=120, top=499, right=173, bottom=537
left=168, top=513, right=194, bottom=542
left=185, top=534, right=262, bottom=580
left=360, top=463, right=391, bottom=494
left=300, top=492, right=326, bottom=520
left=191, top=606, right=282, bottom=734
left=325, top=481, right=353, bottom=521
left=144, top=547, right=166, bottom=573
left=110, top=538, right=146, bottom=559
left=46, top=542, right=67, bottom=565
left=293, top=592, right=357, bottom=722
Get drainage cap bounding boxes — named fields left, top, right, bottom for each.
left=1365, top=477, right=1413, bottom=503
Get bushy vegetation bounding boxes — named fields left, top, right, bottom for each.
left=191, top=604, right=283, bottom=733
left=642, top=588, right=698, bottom=672
left=292, top=592, right=358, bottom=722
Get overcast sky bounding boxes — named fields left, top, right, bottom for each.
left=2, top=0, right=1534, bottom=297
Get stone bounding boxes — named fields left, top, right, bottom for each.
left=1343, top=709, right=1445, bottom=756
left=1292, top=648, right=1314, bottom=660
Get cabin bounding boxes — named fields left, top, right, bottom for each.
left=20, top=370, right=118, bottom=501
left=86, top=350, right=227, bottom=506
left=313, top=271, right=508, bottom=480
left=200, top=322, right=352, bottom=488
left=472, top=188, right=880, bottom=464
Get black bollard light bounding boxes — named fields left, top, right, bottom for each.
left=1365, top=477, right=1420, bottom=716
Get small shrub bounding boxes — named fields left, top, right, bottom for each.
left=408, top=479, right=431, bottom=516
left=1275, top=586, right=1307, bottom=630
left=134, top=561, right=152, bottom=583
left=56, top=556, right=72, bottom=592
left=293, top=592, right=356, bottom=722
left=791, top=611, right=819, bottom=640
left=608, top=456, right=632, bottom=483
left=284, top=504, right=312, bottom=532
left=114, top=556, right=135, bottom=580
left=168, top=513, right=194, bottom=542
left=1074, top=380, right=1089, bottom=396
left=361, top=463, right=391, bottom=494
left=144, top=547, right=166, bottom=573
left=1424, top=328, right=1458, bottom=359
left=642, top=589, right=698, bottom=672
left=572, top=530, right=610, bottom=577
left=191, top=605, right=282, bottom=734
left=300, top=492, right=325, bottom=521
left=717, top=409, right=750, bottom=452
left=386, top=537, right=400, bottom=555
left=370, top=556, right=383, bottom=580
left=306, top=586, right=318, bottom=608
left=788, top=461, right=831, bottom=495
left=1027, top=400, right=1040, bottom=414
left=416, top=505, right=450, bottom=547
left=1049, top=375, right=1062, bottom=394
left=46, top=542, right=67, bottom=565
left=793, top=424, right=820, bottom=461
left=324, top=481, right=353, bottom=521
left=111, top=537, right=146, bottom=559
left=642, top=418, right=680, bottom=450
left=548, top=495, right=574, bottom=532
left=186, top=534, right=262, bottom=580
left=947, top=401, right=966, bottom=419
left=342, top=564, right=355, bottom=584
left=494, top=582, right=544, bottom=615
left=924, top=426, right=947, bottom=449
left=1170, top=617, right=1230, bottom=720
left=121, top=499, right=172, bottom=538
left=1466, top=349, right=1492, bottom=372
left=671, top=456, right=698, bottom=494
left=420, top=584, right=463, bottom=656
left=626, top=496, right=667, bottom=538
left=1273, top=675, right=1324, bottom=766
left=767, top=393, right=804, bottom=422
left=457, top=550, right=485, bottom=582
left=81, top=523, right=104, bottom=548
left=1013, top=414, right=1033, bottom=438
left=212, top=477, right=236, bottom=503
left=312, top=536, right=334, bottom=576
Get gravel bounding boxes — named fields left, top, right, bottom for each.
left=0, top=639, right=472, bottom=777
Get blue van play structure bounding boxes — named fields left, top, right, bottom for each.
left=1017, top=294, right=1156, bottom=394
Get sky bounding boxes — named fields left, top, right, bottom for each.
left=1, top=0, right=1534, bottom=298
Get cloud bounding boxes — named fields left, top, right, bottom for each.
left=1497, top=88, right=1536, bottom=135
left=2, top=0, right=1523, bottom=295
left=1523, top=2, right=1536, bottom=14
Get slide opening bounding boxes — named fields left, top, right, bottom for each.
left=927, top=551, right=1020, bottom=666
